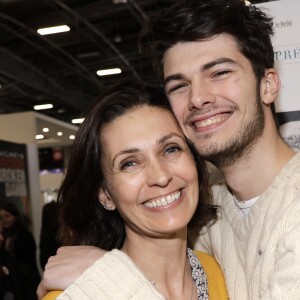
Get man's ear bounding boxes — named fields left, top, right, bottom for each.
left=260, top=68, right=281, bottom=105
left=98, top=186, right=116, bottom=211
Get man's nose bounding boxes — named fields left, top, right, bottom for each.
left=189, top=77, right=216, bottom=110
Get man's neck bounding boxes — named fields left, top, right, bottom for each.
left=219, top=135, right=295, bottom=201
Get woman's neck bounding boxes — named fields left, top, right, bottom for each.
left=122, top=228, right=195, bottom=300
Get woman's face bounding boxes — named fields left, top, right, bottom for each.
left=0, top=209, right=16, bottom=229
left=99, top=105, right=199, bottom=238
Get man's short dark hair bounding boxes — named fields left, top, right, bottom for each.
left=139, top=0, right=277, bottom=123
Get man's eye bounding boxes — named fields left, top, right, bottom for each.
left=167, top=83, right=187, bottom=94
left=213, top=70, right=231, bottom=78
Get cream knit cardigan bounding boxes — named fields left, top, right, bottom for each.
left=194, top=151, right=300, bottom=299
left=58, top=152, right=300, bottom=300
left=58, top=250, right=164, bottom=300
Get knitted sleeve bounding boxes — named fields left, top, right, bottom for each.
left=262, top=221, right=300, bottom=299
left=191, top=226, right=213, bottom=254
left=191, top=183, right=225, bottom=255
left=57, top=249, right=164, bottom=300
left=261, top=156, right=300, bottom=299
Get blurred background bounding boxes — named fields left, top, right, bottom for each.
left=0, top=2, right=285, bottom=294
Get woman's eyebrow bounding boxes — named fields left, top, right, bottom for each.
left=111, top=133, right=185, bottom=165
left=112, top=148, right=139, bottom=166
left=157, top=133, right=185, bottom=144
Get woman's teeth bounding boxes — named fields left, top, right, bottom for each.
left=144, top=191, right=181, bottom=208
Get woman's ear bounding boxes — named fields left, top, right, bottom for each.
left=260, top=68, right=281, bottom=105
left=98, top=186, right=116, bottom=211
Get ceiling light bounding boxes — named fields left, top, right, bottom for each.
left=77, top=52, right=100, bottom=59
left=37, top=25, right=70, bottom=36
left=114, top=35, right=122, bottom=43
left=34, top=104, right=53, bottom=110
left=36, top=134, right=44, bottom=140
left=42, top=127, right=49, bottom=133
left=57, top=132, right=63, bottom=136
left=57, top=108, right=66, bottom=114
left=96, top=68, right=122, bottom=76
left=72, top=118, right=85, bottom=124
left=69, top=135, right=75, bottom=140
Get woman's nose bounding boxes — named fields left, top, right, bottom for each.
left=146, top=160, right=172, bottom=187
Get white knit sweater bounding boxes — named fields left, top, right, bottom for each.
left=194, top=151, right=300, bottom=299
left=58, top=250, right=164, bottom=300
left=58, top=152, right=300, bottom=300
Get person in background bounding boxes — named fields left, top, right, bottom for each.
left=38, top=0, right=300, bottom=299
left=1, top=202, right=40, bottom=300
left=41, top=82, right=228, bottom=300
left=0, top=218, right=19, bottom=300
left=39, top=201, right=60, bottom=270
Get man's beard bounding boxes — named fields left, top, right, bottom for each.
left=200, top=94, right=265, bottom=169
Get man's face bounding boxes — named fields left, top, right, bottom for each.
left=163, top=34, right=265, bottom=168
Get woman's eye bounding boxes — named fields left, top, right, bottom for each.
left=164, top=145, right=183, bottom=155
left=120, top=160, right=137, bottom=170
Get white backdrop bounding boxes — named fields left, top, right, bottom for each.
left=257, top=0, right=300, bottom=151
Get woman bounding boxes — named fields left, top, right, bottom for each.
left=0, top=219, right=18, bottom=300
left=0, top=202, right=40, bottom=300
left=42, top=82, right=228, bottom=299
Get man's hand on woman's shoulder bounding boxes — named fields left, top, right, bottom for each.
left=37, top=246, right=106, bottom=299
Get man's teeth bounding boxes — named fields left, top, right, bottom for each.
left=194, top=114, right=228, bottom=128
left=144, top=191, right=181, bottom=208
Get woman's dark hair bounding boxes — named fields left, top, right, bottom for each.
left=58, top=81, right=218, bottom=250
left=41, top=201, right=59, bottom=233
left=1, top=202, right=21, bottom=218
left=0, top=202, right=30, bottom=232
left=40, top=201, right=60, bottom=269
left=139, top=0, right=278, bottom=122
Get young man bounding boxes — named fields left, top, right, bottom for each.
left=38, top=1, right=300, bottom=299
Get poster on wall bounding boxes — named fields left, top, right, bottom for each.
left=0, top=140, right=29, bottom=215
left=257, top=0, right=300, bottom=151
